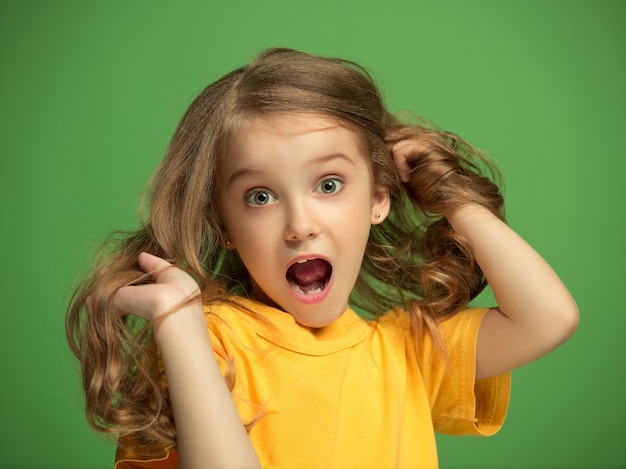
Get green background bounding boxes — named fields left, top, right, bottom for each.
left=1, top=1, right=624, bottom=468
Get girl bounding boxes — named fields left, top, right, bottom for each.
left=66, top=48, right=578, bottom=468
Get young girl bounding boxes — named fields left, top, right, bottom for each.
left=66, top=48, right=578, bottom=468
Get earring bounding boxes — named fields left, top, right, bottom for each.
left=225, top=239, right=231, bottom=246
left=375, top=213, right=381, bottom=219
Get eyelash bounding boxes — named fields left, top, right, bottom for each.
left=244, top=176, right=345, bottom=207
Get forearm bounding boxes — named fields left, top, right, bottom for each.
left=447, top=204, right=574, bottom=316
left=447, top=204, right=579, bottom=377
left=154, top=306, right=260, bottom=469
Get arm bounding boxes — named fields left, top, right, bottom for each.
left=389, top=136, right=579, bottom=379
left=446, top=205, right=579, bottom=379
left=116, top=252, right=260, bottom=469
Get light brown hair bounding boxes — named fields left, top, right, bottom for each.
left=66, top=48, right=504, bottom=451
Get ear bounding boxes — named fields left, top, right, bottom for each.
left=371, top=186, right=391, bottom=225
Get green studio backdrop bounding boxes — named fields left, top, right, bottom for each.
left=1, top=1, right=624, bottom=468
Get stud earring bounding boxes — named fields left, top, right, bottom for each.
left=375, top=213, right=381, bottom=219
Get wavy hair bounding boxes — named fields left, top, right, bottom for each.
left=66, top=48, right=504, bottom=451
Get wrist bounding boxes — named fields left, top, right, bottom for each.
left=152, top=302, right=207, bottom=342
left=445, top=203, right=500, bottom=231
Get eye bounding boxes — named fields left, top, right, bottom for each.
left=316, top=177, right=344, bottom=195
left=245, top=190, right=276, bottom=206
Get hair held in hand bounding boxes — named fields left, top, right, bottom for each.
left=66, top=48, right=505, bottom=450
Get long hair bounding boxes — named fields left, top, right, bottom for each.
left=66, top=48, right=504, bottom=450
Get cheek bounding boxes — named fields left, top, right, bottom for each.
left=344, top=189, right=377, bottom=225
left=219, top=195, right=252, bottom=244
left=233, top=224, right=276, bottom=261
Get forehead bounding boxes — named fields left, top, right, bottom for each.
left=227, top=113, right=367, bottom=160
left=243, top=113, right=359, bottom=140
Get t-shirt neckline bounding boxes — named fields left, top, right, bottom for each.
left=229, top=297, right=372, bottom=356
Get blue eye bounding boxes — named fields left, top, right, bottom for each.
left=246, top=190, right=275, bottom=206
left=317, top=178, right=343, bottom=194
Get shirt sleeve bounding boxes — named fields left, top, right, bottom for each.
left=426, top=308, right=511, bottom=436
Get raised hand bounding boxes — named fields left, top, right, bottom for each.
left=115, top=252, right=201, bottom=322
left=387, top=129, right=577, bottom=379
left=387, top=131, right=503, bottom=218
left=387, top=137, right=429, bottom=184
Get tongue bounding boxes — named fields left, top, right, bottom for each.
left=288, top=259, right=331, bottom=292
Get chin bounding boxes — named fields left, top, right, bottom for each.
left=297, top=319, right=335, bottom=329
left=292, top=310, right=343, bottom=329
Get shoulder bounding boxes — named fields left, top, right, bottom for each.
left=376, top=306, right=490, bottom=345
left=203, top=297, right=265, bottom=336
left=439, top=307, right=491, bottom=343
left=202, top=297, right=265, bottom=356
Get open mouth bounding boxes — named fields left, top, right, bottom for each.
left=286, top=258, right=332, bottom=296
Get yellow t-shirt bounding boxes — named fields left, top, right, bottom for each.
left=115, top=298, right=510, bottom=469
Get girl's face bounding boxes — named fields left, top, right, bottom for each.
left=219, top=114, right=389, bottom=328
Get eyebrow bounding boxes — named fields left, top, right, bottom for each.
left=226, top=153, right=356, bottom=185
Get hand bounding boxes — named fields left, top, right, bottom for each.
left=387, top=132, right=503, bottom=218
left=115, top=252, right=201, bottom=321
left=387, top=135, right=452, bottom=213
left=387, top=138, right=429, bottom=184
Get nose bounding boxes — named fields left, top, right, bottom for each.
left=284, top=199, right=321, bottom=241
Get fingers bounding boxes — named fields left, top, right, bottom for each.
left=115, top=283, right=157, bottom=319
left=389, top=140, right=416, bottom=183
left=85, top=253, right=201, bottom=322
left=392, top=152, right=412, bottom=183
left=114, top=252, right=202, bottom=321
left=389, top=139, right=433, bottom=184
left=137, top=251, right=171, bottom=274
left=388, top=141, right=407, bottom=183
left=136, top=252, right=182, bottom=287
left=116, top=282, right=181, bottom=320
left=137, top=253, right=196, bottom=291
